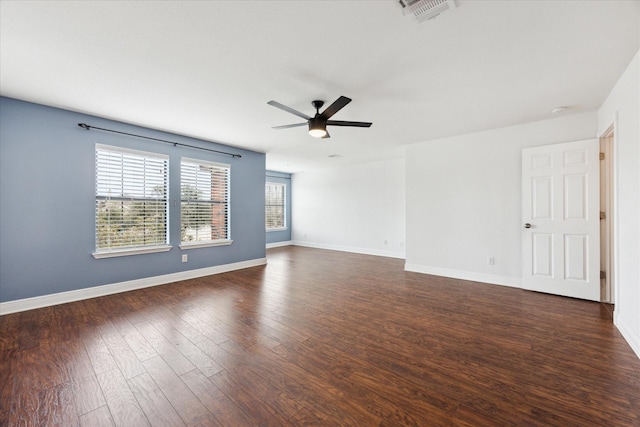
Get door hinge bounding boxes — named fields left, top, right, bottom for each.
left=600, top=271, right=606, bottom=280
left=600, top=211, right=606, bottom=220
left=600, top=152, right=605, bottom=160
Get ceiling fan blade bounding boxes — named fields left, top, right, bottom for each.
left=272, top=123, right=307, bottom=129
left=267, top=101, right=311, bottom=120
left=326, top=120, right=372, bottom=128
left=320, top=96, right=351, bottom=119
left=322, top=130, right=330, bottom=139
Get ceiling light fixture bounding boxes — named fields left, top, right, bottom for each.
left=308, top=117, right=328, bottom=138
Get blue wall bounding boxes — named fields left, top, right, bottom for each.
left=0, top=97, right=266, bottom=303
left=266, top=170, right=292, bottom=244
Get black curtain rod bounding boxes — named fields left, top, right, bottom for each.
left=266, top=174, right=291, bottom=179
left=78, top=123, right=242, bottom=158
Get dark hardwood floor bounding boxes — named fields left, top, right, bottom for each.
left=1, top=246, right=639, bottom=426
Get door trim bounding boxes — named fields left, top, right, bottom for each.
left=599, top=125, right=614, bottom=303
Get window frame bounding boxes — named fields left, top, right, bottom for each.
left=265, top=181, right=287, bottom=232
left=93, top=144, right=171, bottom=259
left=179, top=157, right=233, bottom=250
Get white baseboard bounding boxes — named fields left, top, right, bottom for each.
left=614, top=311, right=640, bottom=360
left=291, top=240, right=405, bottom=259
left=0, top=257, right=267, bottom=316
left=404, top=263, right=522, bottom=289
left=266, top=240, right=293, bottom=249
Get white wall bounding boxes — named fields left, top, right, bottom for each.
left=405, top=112, right=597, bottom=287
left=292, top=157, right=406, bottom=259
left=598, top=50, right=640, bottom=358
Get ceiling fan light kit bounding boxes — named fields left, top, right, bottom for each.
left=268, top=96, right=372, bottom=139
left=308, top=116, right=328, bottom=138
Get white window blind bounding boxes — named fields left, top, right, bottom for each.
left=265, top=182, right=286, bottom=230
left=181, top=158, right=230, bottom=245
left=95, top=145, right=169, bottom=253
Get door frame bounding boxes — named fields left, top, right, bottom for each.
left=599, top=121, right=617, bottom=306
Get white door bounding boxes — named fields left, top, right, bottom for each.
left=522, top=139, right=600, bottom=301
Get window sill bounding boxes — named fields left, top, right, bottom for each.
left=266, top=227, right=288, bottom=232
left=93, top=245, right=172, bottom=259
left=180, top=239, right=233, bottom=250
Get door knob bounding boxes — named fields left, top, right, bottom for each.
left=524, top=223, right=532, bottom=229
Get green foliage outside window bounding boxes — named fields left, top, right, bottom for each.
left=96, top=199, right=167, bottom=249
left=180, top=184, right=213, bottom=242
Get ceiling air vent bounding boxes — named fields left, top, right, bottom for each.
left=399, top=0, right=456, bottom=23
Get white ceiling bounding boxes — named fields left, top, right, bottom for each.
left=1, top=1, right=638, bottom=173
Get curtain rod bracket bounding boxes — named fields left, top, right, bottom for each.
left=77, top=122, right=242, bottom=158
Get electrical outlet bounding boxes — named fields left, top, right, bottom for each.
left=182, top=254, right=188, bottom=263
left=488, top=257, right=495, bottom=265
left=384, top=240, right=388, bottom=245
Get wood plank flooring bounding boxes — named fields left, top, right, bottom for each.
left=1, top=246, right=639, bottom=426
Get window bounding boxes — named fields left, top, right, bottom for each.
left=181, top=158, right=231, bottom=248
left=94, top=145, right=169, bottom=258
left=265, top=182, right=286, bottom=231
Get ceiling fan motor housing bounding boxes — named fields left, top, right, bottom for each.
left=308, top=116, right=328, bottom=137
left=310, top=100, right=328, bottom=137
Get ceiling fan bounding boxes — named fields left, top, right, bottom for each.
left=267, top=96, right=372, bottom=138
